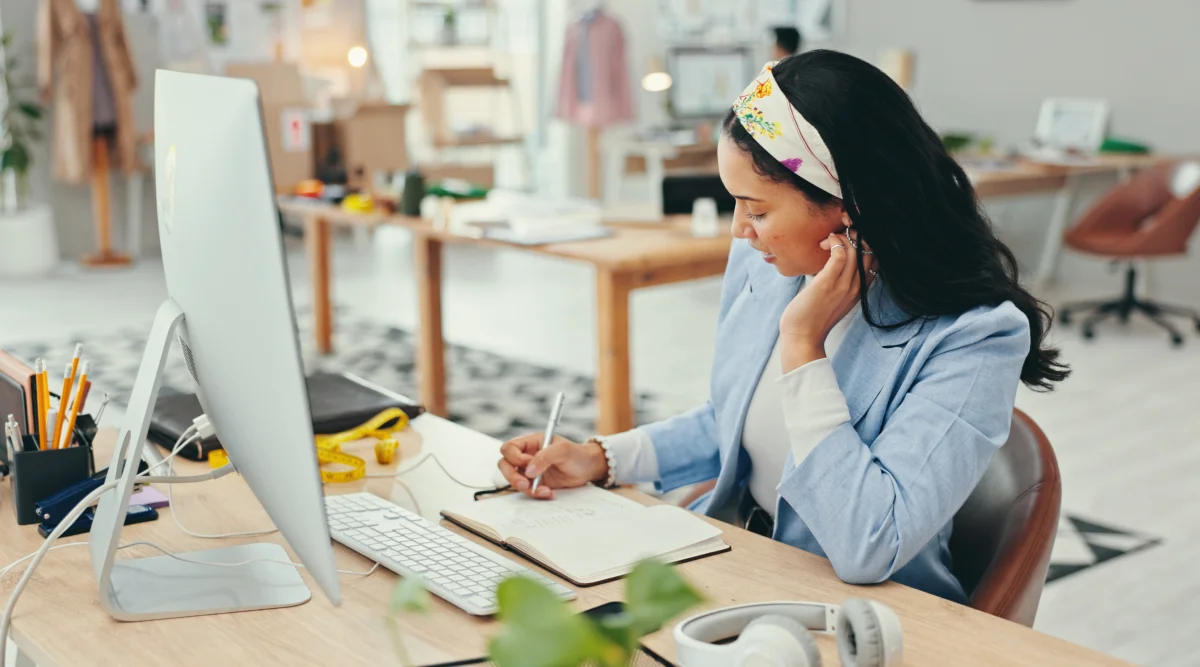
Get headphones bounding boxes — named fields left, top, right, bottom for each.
left=674, top=599, right=903, bottom=667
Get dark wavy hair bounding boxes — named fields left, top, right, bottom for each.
left=723, top=50, right=1068, bottom=390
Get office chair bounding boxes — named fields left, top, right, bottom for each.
left=1058, top=160, right=1200, bottom=346
left=950, top=409, right=1061, bottom=627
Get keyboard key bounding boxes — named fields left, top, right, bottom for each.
left=327, top=492, right=576, bottom=616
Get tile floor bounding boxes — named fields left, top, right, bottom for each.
left=3, top=227, right=1200, bottom=666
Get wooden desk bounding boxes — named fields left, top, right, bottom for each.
left=952, top=154, right=1162, bottom=286
left=280, top=154, right=1166, bottom=435
left=1, top=419, right=1132, bottom=666
left=279, top=199, right=733, bottom=435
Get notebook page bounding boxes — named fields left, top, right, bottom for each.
left=443, top=486, right=642, bottom=541
left=509, top=504, right=724, bottom=582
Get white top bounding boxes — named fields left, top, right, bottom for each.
left=606, top=309, right=856, bottom=518
left=740, top=310, right=854, bottom=516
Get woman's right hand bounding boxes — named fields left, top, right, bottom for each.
left=497, top=433, right=609, bottom=499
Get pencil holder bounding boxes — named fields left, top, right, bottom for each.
left=10, top=430, right=96, bottom=526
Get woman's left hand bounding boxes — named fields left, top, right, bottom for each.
left=779, top=230, right=877, bottom=371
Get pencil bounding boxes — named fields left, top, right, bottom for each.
left=67, top=344, right=82, bottom=385
left=78, top=380, right=92, bottom=416
left=60, top=361, right=89, bottom=450
left=35, top=359, right=49, bottom=450
left=54, top=345, right=82, bottom=437
left=52, top=361, right=73, bottom=452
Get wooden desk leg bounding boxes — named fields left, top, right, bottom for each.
left=1034, top=175, right=1081, bottom=290
left=306, top=216, right=333, bottom=354
left=596, top=269, right=634, bottom=435
left=415, top=234, right=448, bottom=418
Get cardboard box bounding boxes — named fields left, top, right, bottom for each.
left=342, top=102, right=410, bottom=191
left=225, top=62, right=314, bottom=192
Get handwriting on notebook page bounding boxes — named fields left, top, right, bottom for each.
left=499, top=487, right=640, bottom=532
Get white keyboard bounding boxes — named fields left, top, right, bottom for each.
left=324, top=492, right=576, bottom=615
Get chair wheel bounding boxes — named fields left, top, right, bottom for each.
left=1082, top=325, right=1095, bottom=340
left=1172, top=335, right=1184, bottom=347
left=1059, top=311, right=1071, bottom=325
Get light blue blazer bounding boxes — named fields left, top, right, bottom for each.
left=642, top=239, right=1030, bottom=603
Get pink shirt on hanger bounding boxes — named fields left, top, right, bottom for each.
left=555, top=11, right=635, bottom=128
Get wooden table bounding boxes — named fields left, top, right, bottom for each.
left=280, top=154, right=1166, bottom=435
left=1, top=418, right=1133, bottom=666
left=280, top=199, right=733, bottom=435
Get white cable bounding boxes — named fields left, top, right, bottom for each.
left=0, top=543, right=89, bottom=582
left=367, top=453, right=496, bottom=490
left=0, top=481, right=117, bottom=667
left=159, top=434, right=278, bottom=540
left=140, top=425, right=198, bottom=476
left=392, top=478, right=424, bottom=518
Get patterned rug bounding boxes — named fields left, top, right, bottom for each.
left=0, top=311, right=674, bottom=444
left=1, top=313, right=1160, bottom=586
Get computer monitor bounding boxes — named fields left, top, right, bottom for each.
left=668, top=46, right=753, bottom=120
left=88, top=70, right=340, bottom=621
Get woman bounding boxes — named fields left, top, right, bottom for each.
left=497, top=50, right=1069, bottom=603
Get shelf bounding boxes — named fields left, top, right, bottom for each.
left=423, top=67, right=509, bottom=87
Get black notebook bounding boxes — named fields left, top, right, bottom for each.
left=148, top=371, right=425, bottom=460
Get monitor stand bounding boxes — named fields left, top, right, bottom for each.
left=88, top=299, right=312, bottom=621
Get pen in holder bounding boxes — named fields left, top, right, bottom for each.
left=10, top=414, right=97, bottom=525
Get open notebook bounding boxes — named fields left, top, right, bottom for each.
left=441, top=486, right=730, bottom=586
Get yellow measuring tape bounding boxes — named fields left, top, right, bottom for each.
left=313, top=408, right=410, bottom=484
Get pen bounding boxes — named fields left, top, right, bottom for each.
left=530, top=391, right=565, bottom=495
left=35, top=359, right=49, bottom=450
left=46, top=408, right=58, bottom=449
left=4, top=418, right=15, bottom=462
left=60, top=361, right=89, bottom=450
left=52, top=361, right=73, bottom=450
left=7, top=414, right=23, bottom=451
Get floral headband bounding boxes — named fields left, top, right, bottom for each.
left=731, top=62, right=842, bottom=199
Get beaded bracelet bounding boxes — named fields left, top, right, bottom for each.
left=588, top=436, right=618, bottom=488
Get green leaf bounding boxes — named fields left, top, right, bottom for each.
left=623, top=560, right=704, bottom=639
left=17, top=102, right=42, bottom=119
left=488, top=577, right=611, bottom=667
left=1, top=143, right=29, bottom=174
left=389, top=576, right=432, bottom=614
left=595, top=611, right=637, bottom=658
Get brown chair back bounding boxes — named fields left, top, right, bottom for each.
left=950, top=409, right=1061, bottom=627
left=1065, top=160, right=1200, bottom=257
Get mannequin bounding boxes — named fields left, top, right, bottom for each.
left=38, top=0, right=139, bottom=267
left=556, top=1, right=633, bottom=199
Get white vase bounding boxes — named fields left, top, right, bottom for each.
left=0, top=206, right=59, bottom=278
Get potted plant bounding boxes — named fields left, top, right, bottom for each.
left=0, top=30, right=57, bottom=278
left=389, top=559, right=704, bottom=667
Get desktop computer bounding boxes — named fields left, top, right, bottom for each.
left=86, top=70, right=572, bottom=622
left=88, top=70, right=340, bottom=620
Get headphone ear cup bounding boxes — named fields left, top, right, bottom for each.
left=836, top=599, right=884, bottom=667
left=736, top=615, right=821, bottom=667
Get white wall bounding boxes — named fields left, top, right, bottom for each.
left=594, top=0, right=1200, bottom=301
left=836, top=0, right=1200, bottom=154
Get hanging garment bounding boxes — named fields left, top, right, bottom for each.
left=37, top=0, right=140, bottom=184
left=554, top=10, right=634, bottom=128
